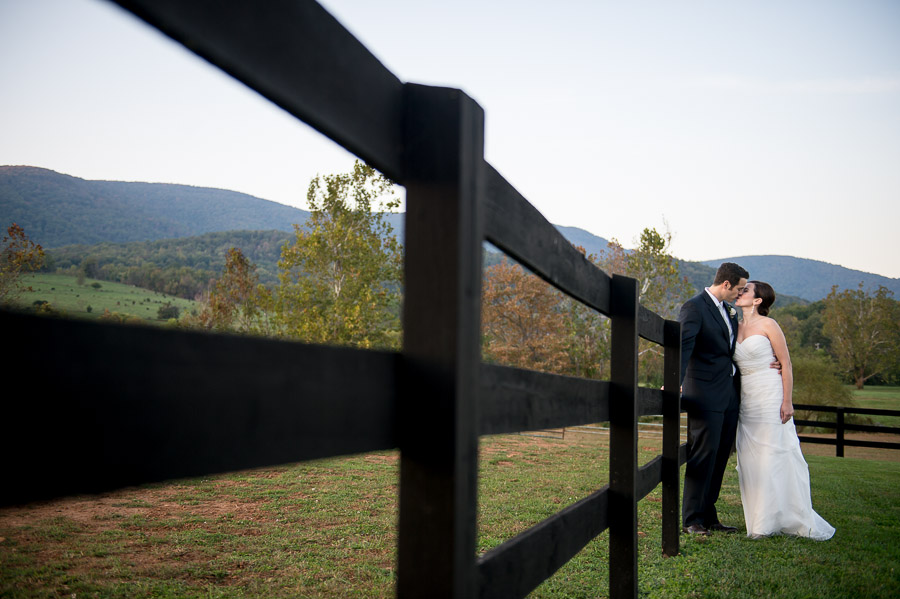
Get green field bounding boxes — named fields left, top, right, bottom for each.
left=12, top=273, right=197, bottom=324
left=852, top=385, right=900, bottom=407
left=850, top=386, right=900, bottom=428
left=1, top=434, right=897, bottom=598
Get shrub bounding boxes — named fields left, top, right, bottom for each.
left=792, top=350, right=870, bottom=432
left=157, top=303, right=180, bottom=320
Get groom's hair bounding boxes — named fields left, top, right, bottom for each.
left=713, top=262, right=749, bottom=287
left=749, top=281, right=776, bottom=316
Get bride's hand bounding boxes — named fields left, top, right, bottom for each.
left=780, top=401, right=794, bottom=424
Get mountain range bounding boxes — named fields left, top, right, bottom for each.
left=2, top=165, right=897, bottom=302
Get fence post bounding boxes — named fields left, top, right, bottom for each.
left=661, top=320, right=682, bottom=557
left=836, top=408, right=845, bottom=458
left=609, top=275, right=640, bottom=599
left=397, top=83, right=485, bottom=598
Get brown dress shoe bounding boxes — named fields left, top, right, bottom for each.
left=682, top=524, right=711, bottom=536
left=708, top=522, right=738, bottom=533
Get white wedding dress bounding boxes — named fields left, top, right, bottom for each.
left=734, top=335, right=835, bottom=540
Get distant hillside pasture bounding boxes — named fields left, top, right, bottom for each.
left=15, top=272, right=197, bottom=323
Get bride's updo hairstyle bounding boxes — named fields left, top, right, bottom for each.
left=749, top=280, right=776, bottom=316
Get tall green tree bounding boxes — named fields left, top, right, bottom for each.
left=823, top=283, right=900, bottom=389
left=600, top=227, right=692, bottom=319
left=1, top=223, right=45, bottom=306
left=275, top=161, right=402, bottom=349
left=599, top=227, right=693, bottom=385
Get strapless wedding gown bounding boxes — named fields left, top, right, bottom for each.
left=734, top=335, right=835, bottom=540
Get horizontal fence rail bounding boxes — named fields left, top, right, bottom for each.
left=479, top=364, right=611, bottom=435
left=483, top=165, right=612, bottom=315
left=0, top=2, right=689, bottom=598
left=476, top=485, right=610, bottom=599
left=1, top=310, right=400, bottom=507
left=794, top=404, right=900, bottom=457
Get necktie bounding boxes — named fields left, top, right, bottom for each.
left=721, top=302, right=736, bottom=375
left=720, top=302, right=733, bottom=344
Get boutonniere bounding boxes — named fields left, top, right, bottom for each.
left=728, top=306, right=736, bottom=317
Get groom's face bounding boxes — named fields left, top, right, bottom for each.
left=724, top=278, right=748, bottom=302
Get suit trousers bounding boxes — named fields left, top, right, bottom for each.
left=683, top=383, right=740, bottom=528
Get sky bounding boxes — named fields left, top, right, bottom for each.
left=1, top=0, right=899, bottom=278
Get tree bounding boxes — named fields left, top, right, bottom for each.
left=482, top=258, right=569, bottom=373
left=560, top=297, right=611, bottom=380
left=599, top=227, right=693, bottom=385
left=773, top=301, right=829, bottom=353
left=599, top=227, right=691, bottom=319
left=560, top=247, right=611, bottom=380
left=823, top=283, right=900, bottom=389
left=157, top=302, right=181, bottom=320
left=274, top=161, right=402, bottom=349
left=192, top=247, right=273, bottom=334
left=480, top=228, right=691, bottom=383
left=1, top=223, right=45, bottom=306
left=790, top=350, right=863, bottom=432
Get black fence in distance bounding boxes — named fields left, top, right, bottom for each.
left=794, top=404, right=900, bottom=457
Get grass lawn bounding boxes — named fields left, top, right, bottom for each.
left=853, top=386, right=900, bottom=441
left=2, top=433, right=897, bottom=598
left=12, top=272, right=197, bottom=323
left=851, top=386, right=900, bottom=420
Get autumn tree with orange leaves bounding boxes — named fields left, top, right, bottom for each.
left=190, top=247, right=274, bottom=335
left=481, top=226, right=690, bottom=384
left=481, top=258, right=569, bottom=374
left=1, top=223, right=45, bottom=306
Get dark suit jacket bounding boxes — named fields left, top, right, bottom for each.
left=679, top=290, right=739, bottom=412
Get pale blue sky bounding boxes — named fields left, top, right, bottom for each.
left=2, top=0, right=898, bottom=278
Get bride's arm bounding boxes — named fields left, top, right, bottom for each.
left=765, top=319, right=794, bottom=423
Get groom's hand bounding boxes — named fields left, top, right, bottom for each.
left=769, top=358, right=782, bottom=374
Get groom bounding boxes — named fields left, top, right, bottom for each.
left=678, top=262, right=748, bottom=535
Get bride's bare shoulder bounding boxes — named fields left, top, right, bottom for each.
left=761, top=316, right=788, bottom=341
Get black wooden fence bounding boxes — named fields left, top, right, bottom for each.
left=795, top=404, right=900, bottom=457
left=1, top=1, right=687, bottom=597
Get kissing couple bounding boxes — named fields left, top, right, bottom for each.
left=679, top=262, right=834, bottom=540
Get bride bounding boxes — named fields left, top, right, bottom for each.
left=733, top=281, right=835, bottom=540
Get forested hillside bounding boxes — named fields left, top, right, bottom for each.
left=0, top=166, right=307, bottom=247
left=50, top=230, right=292, bottom=299
left=703, top=255, right=900, bottom=301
